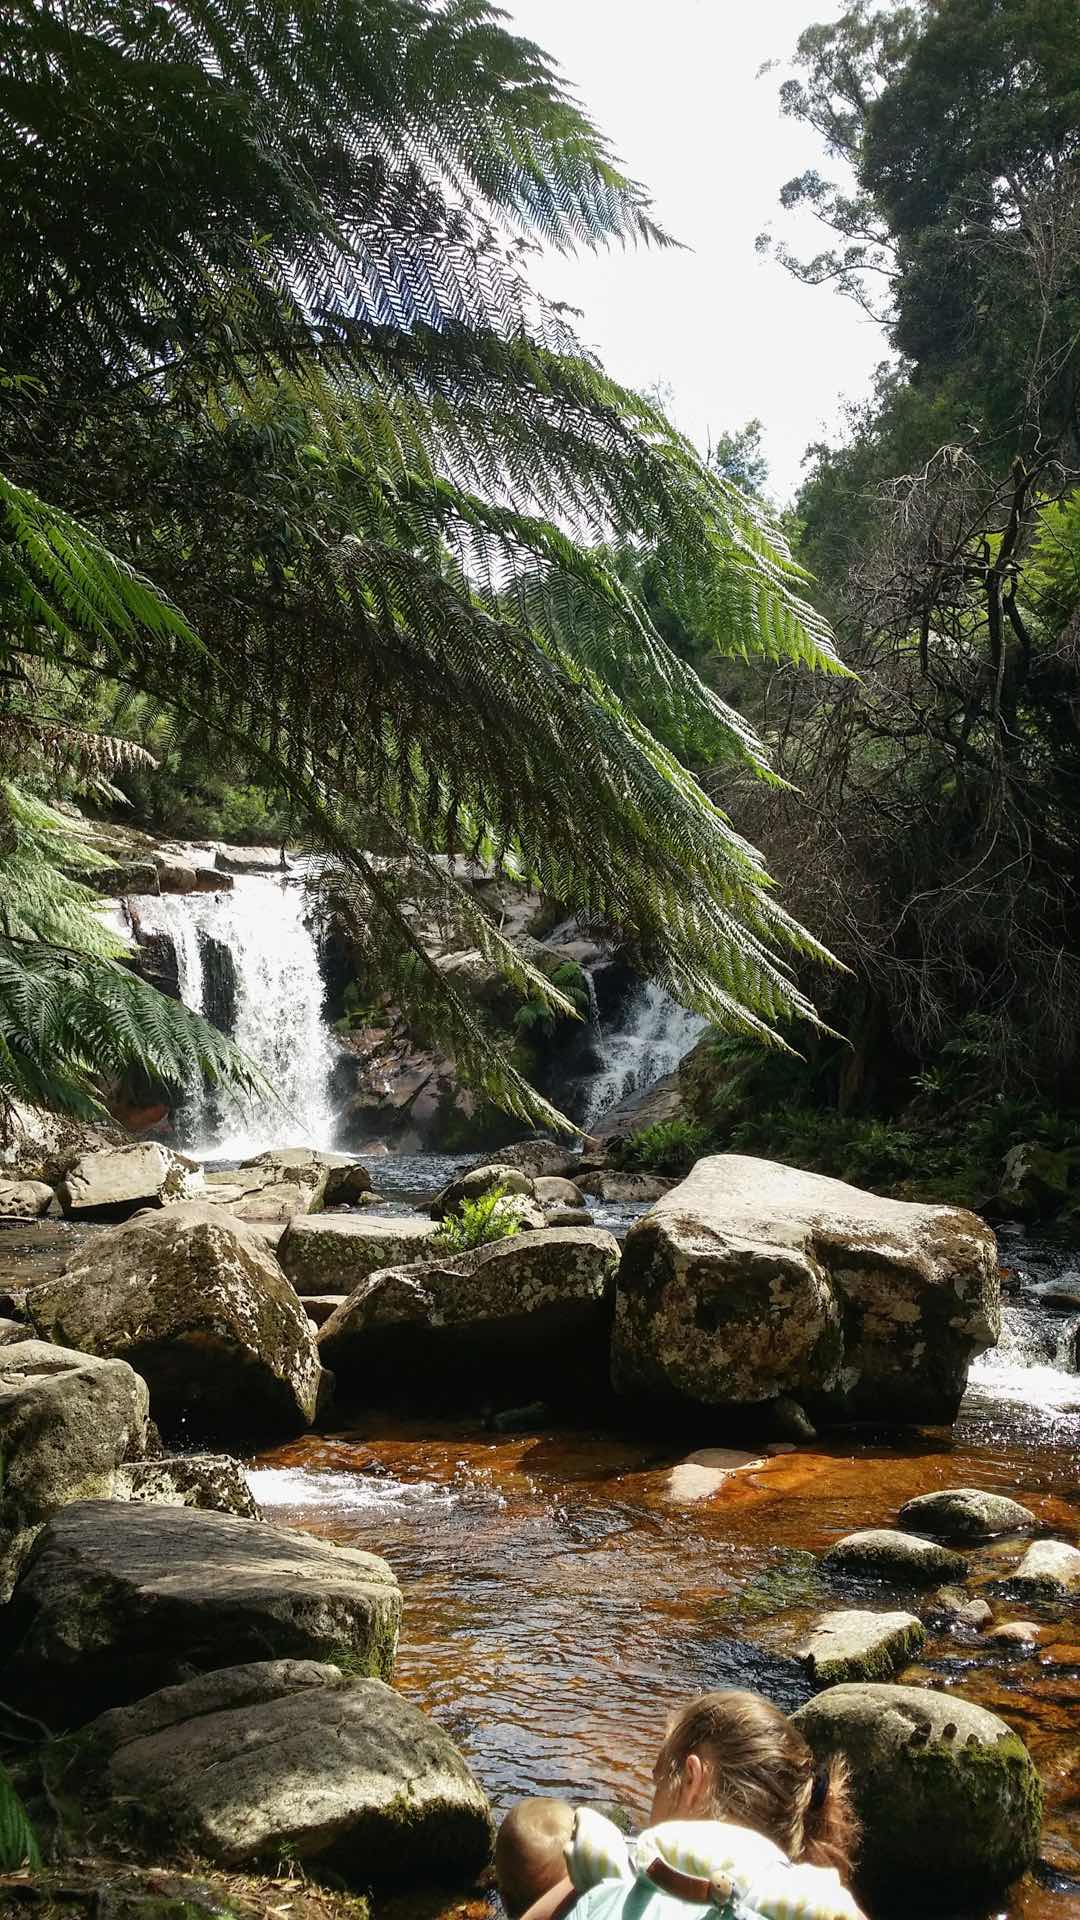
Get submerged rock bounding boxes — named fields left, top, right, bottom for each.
left=58, top=1142, right=195, bottom=1219
left=798, top=1610, right=925, bottom=1688
left=611, top=1155, right=998, bottom=1423
left=792, top=1683, right=1044, bottom=1908
left=78, top=1660, right=492, bottom=1883
left=1007, top=1539, right=1080, bottom=1596
left=319, top=1227, right=619, bottom=1407
left=897, top=1488, right=1035, bottom=1541
left=1, top=1499, right=401, bottom=1725
left=278, top=1212, right=438, bottom=1296
left=823, top=1529, right=968, bottom=1585
left=0, top=1340, right=149, bottom=1602
left=29, top=1204, right=323, bottom=1445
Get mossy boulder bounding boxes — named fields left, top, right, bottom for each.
left=278, top=1213, right=438, bottom=1296
left=798, top=1610, right=926, bottom=1688
left=897, top=1487, right=1035, bottom=1542
left=612, top=1155, right=999, bottom=1423
left=0, top=1340, right=149, bottom=1602
left=28, top=1204, right=322, bottom=1446
left=74, top=1660, right=492, bottom=1885
left=792, top=1683, right=1044, bottom=1909
left=1, top=1499, right=401, bottom=1726
left=822, top=1529, right=968, bottom=1586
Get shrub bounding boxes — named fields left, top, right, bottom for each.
left=431, top=1184, right=522, bottom=1253
left=613, top=1116, right=710, bottom=1177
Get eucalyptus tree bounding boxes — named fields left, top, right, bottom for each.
left=0, top=0, right=842, bottom=1125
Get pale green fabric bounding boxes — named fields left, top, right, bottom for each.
left=564, top=1814, right=862, bottom=1920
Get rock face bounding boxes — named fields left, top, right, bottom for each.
left=79, top=1661, right=493, bottom=1883
left=0, top=1179, right=56, bottom=1219
left=822, top=1529, right=968, bottom=1586
left=897, top=1488, right=1035, bottom=1541
left=29, top=1204, right=322, bottom=1445
left=278, top=1212, right=438, bottom=1296
left=2, top=1500, right=401, bottom=1725
left=1007, top=1539, right=1080, bottom=1596
left=799, top=1610, right=926, bottom=1688
left=117, top=1454, right=261, bottom=1520
left=611, top=1155, right=999, bottom=1422
left=58, top=1142, right=195, bottom=1219
left=0, top=1341, right=149, bottom=1602
left=792, top=1684, right=1044, bottom=1907
left=319, top=1228, right=620, bottom=1407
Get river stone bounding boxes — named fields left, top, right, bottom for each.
left=930, top=1586, right=994, bottom=1631
left=578, top=1171, right=674, bottom=1203
left=546, top=1207, right=594, bottom=1228
left=0, top=1179, right=56, bottom=1219
left=323, top=1162, right=375, bottom=1208
left=116, top=1453, right=261, bottom=1519
left=1, top=1500, right=401, bottom=1725
left=791, top=1683, right=1044, bottom=1906
left=431, top=1163, right=535, bottom=1219
left=0, top=1341, right=149, bottom=1603
left=799, top=1610, right=926, bottom=1688
left=278, top=1212, right=438, bottom=1296
left=612, top=1155, right=998, bottom=1422
left=823, top=1529, right=969, bottom=1585
left=665, top=1448, right=765, bottom=1502
left=465, top=1142, right=576, bottom=1180
left=897, top=1487, right=1036, bottom=1541
left=153, top=852, right=199, bottom=893
left=79, top=1661, right=492, bottom=1882
left=534, top=1176, right=587, bottom=1209
left=1007, top=1539, right=1080, bottom=1596
left=58, top=1142, right=196, bottom=1219
left=215, top=844, right=286, bottom=874
left=318, top=1227, right=620, bottom=1407
left=28, top=1204, right=323, bottom=1445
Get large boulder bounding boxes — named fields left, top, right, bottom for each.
left=278, top=1212, right=438, bottom=1296
left=897, top=1487, right=1035, bottom=1542
left=0, top=1179, right=56, bottom=1219
left=58, top=1142, right=196, bottom=1219
left=77, top=1661, right=492, bottom=1883
left=0, top=1341, right=149, bottom=1602
left=28, top=1204, right=323, bottom=1445
left=792, top=1684, right=1044, bottom=1909
left=319, top=1227, right=620, bottom=1407
left=1, top=1500, right=401, bottom=1725
left=465, top=1141, right=578, bottom=1180
left=431, top=1163, right=535, bottom=1220
left=116, top=1453, right=261, bottom=1520
left=578, top=1171, right=674, bottom=1204
left=612, top=1155, right=998, bottom=1422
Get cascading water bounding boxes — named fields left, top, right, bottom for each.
left=577, top=980, right=706, bottom=1128
left=132, top=872, right=337, bottom=1157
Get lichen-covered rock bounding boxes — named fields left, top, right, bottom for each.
left=578, top=1171, right=674, bottom=1204
left=792, top=1683, right=1044, bottom=1907
left=996, top=1141, right=1074, bottom=1218
left=612, top=1155, right=998, bottom=1423
left=77, top=1661, right=492, bottom=1883
left=823, top=1529, right=968, bottom=1585
left=466, top=1142, right=577, bottom=1180
left=117, top=1453, right=261, bottom=1519
left=1007, top=1539, right=1080, bottom=1596
left=319, top=1227, right=620, bottom=1407
left=0, top=1341, right=149, bottom=1602
left=0, top=1179, right=56, bottom=1219
left=534, top=1176, right=588, bottom=1209
left=898, top=1487, right=1035, bottom=1541
left=431, top=1163, right=535, bottom=1219
left=1, top=1500, right=401, bottom=1725
left=28, top=1204, right=322, bottom=1445
left=798, top=1610, right=926, bottom=1688
left=58, top=1142, right=196, bottom=1219
left=278, top=1212, right=438, bottom=1296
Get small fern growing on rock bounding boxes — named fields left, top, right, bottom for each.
left=432, top=1185, right=522, bottom=1254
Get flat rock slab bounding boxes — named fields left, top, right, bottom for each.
left=80, top=1661, right=492, bottom=1884
left=318, top=1228, right=619, bottom=1407
left=1, top=1499, right=400, bottom=1726
left=792, top=1683, right=1044, bottom=1907
left=0, top=1340, right=149, bottom=1604
left=799, top=1610, right=926, bottom=1688
left=897, top=1488, right=1035, bottom=1541
left=1007, top=1538, right=1080, bottom=1596
left=823, top=1529, right=968, bottom=1585
left=665, top=1448, right=765, bottom=1503
left=279, top=1214, right=438, bottom=1296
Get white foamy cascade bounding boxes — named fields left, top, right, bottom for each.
left=134, top=872, right=337, bottom=1157
left=578, top=981, right=706, bottom=1128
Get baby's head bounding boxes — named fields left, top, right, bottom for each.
left=495, top=1798, right=575, bottom=1918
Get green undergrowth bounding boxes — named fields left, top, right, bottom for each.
left=431, top=1186, right=522, bottom=1254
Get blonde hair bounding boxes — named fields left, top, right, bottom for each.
left=495, top=1798, right=575, bottom=1918
left=655, top=1691, right=858, bottom=1879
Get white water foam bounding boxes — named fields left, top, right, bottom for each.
left=579, top=981, right=705, bottom=1128
left=248, top=1465, right=459, bottom=1515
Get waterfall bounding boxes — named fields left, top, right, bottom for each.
left=133, top=872, right=337, bottom=1157
left=577, top=981, right=706, bottom=1128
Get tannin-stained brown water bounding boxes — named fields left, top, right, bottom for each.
left=255, top=1349, right=1080, bottom=1920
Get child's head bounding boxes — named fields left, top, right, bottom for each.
left=650, top=1690, right=858, bottom=1878
left=495, top=1798, right=575, bottom=1918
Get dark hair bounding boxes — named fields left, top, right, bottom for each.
left=655, top=1690, right=859, bottom=1880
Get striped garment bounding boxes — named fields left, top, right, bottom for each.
left=565, top=1812, right=863, bottom=1920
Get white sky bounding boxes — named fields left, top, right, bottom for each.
left=504, top=0, right=888, bottom=503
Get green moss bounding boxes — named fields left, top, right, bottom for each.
left=847, top=1730, right=1043, bottom=1903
